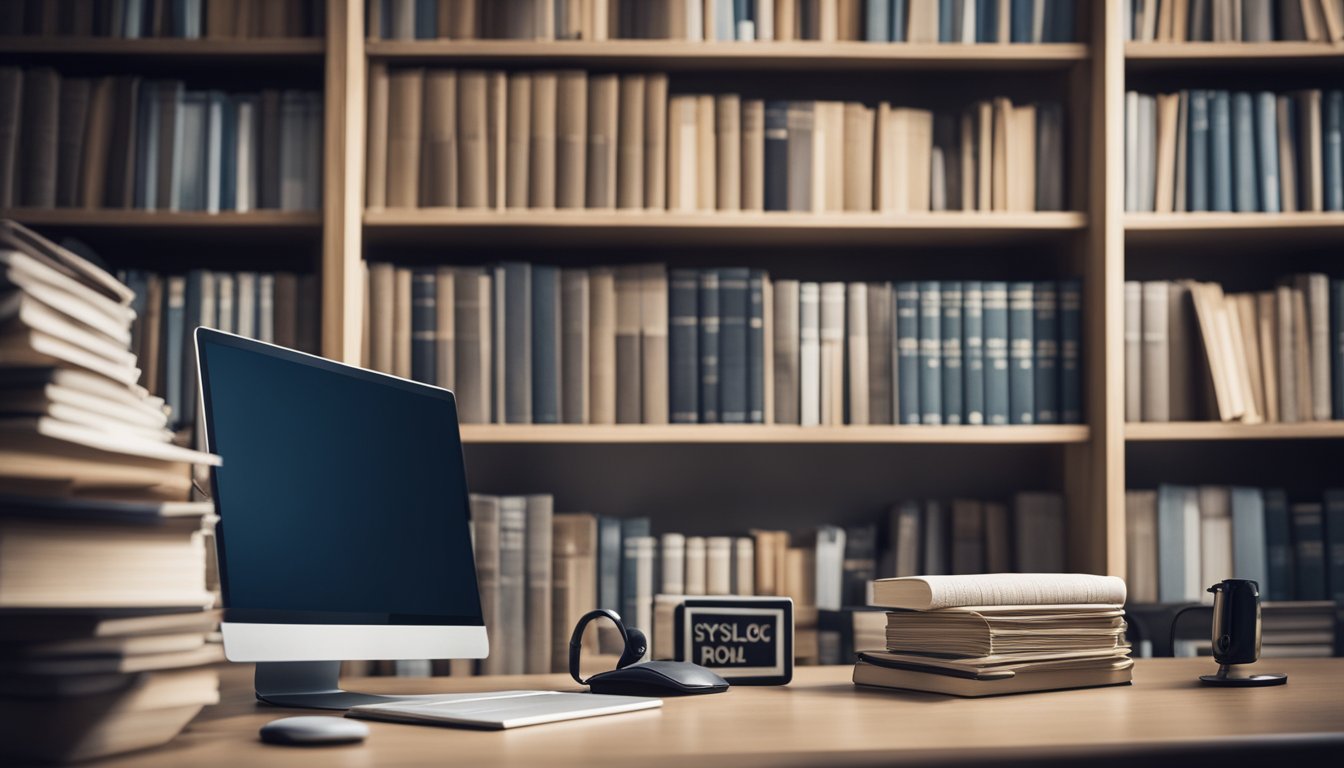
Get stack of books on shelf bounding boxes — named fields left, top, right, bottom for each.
left=0, top=221, right=223, bottom=763
left=367, top=0, right=1078, bottom=42
left=365, top=66, right=1066, bottom=213
left=853, top=573, right=1133, bottom=696
left=383, top=488, right=1065, bottom=676
left=1124, top=276, right=1343, bottom=423
left=365, top=261, right=1083, bottom=426
left=1126, top=0, right=1344, bottom=42
left=117, top=268, right=321, bottom=440
left=1125, top=485, right=1344, bottom=605
left=0, top=0, right=326, bottom=38
left=1124, top=88, right=1343, bottom=213
left=0, top=67, right=323, bottom=212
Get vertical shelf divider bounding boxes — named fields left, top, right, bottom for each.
left=323, top=0, right=366, bottom=364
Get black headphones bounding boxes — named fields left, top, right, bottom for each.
left=568, top=609, right=647, bottom=685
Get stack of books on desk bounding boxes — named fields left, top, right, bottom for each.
left=0, top=220, right=224, bottom=763
left=853, top=573, right=1133, bottom=697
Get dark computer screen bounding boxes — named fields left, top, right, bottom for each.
left=196, top=329, right=483, bottom=626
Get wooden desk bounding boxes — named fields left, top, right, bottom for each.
left=97, top=659, right=1344, bottom=767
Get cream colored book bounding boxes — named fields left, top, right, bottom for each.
left=1256, top=291, right=1280, bottom=422
left=715, top=93, right=741, bottom=211
left=365, top=62, right=389, bottom=208
left=843, top=102, right=874, bottom=211
left=1010, top=103, right=1035, bottom=211
left=586, top=74, right=619, bottom=209
left=644, top=73, right=668, bottom=209
left=883, top=612, right=1127, bottom=657
left=588, top=267, right=617, bottom=424
left=1153, top=93, right=1179, bottom=212
left=697, top=93, right=717, bottom=210
left=422, top=69, right=458, bottom=207
left=869, top=574, right=1128, bottom=611
left=386, top=68, right=424, bottom=208
left=741, top=98, right=765, bottom=211
left=505, top=72, right=532, bottom=209
left=393, top=266, right=412, bottom=379
left=846, top=282, right=869, bottom=425
left=616, top=74, right=645, bottom=209
left=667, top=94, right=699, bottom=211
left=1232, top=294, right=1266, bottom=421
left=528, top=70, right=557, bottom=209
left=556, top=70, right=587, bottom=208
left=853, top=656, right=1133, bottom=697
left=456, top=69, right=489, bottom=208
left=640, top=264, right=669, bottom=424
left=824, top=101, right=845, bottom=211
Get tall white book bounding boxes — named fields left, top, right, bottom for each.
left=799, top=282, right=821, bottom=427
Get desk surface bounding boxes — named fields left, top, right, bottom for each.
left=98, top=659, right=1344, bottom=767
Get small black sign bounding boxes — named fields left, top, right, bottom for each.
left=674, top=598, right=793, bottom=685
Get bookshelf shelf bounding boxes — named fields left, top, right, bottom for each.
left=1125, top=212, right=1344, bottom=245
left=363, top=209, right=1087, bottom=245
left=365, top=40, right=1090, bottom=71
left=1, top=208, right=323, bottom=231
left=459, top=424, right=1091, bottom=445
left=1126, top=421, right=1344, bottom=442
left=1126, top=41, right=1344, bottom=69
left=0, top=36, right=326, bottom=59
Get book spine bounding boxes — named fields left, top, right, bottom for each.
left=561, top=269, right=589, bottom=424
left=532, top=265, right=561, bottom=424
left=748, top=270, right=767, bottom=423
left=1007, top=281, right=1035, bottom=424
left=917, top=281, right=942, bottom=425
left=961, top=281, right=985, bottom=425
left=411, top=268, right=437, bottom=385
left=1334, top=279, right=1344, bottom=419
left=1188, top=89, right=1210, bottom=212
left=786, top=101, right=813, bottom=211
left=1326, top=90, right=1343, bottom=211
left=847, top=282, right=870, bottom=425
left=1032, top=281, right=1059, bottom=424
left=670, top=268, right=701, bottom=423
left=498, top=497, right=527, bottom=675
left=1263, top=488, right=1294, bottom=602
left=1210, top=90, right=1232, bottom=212
left=1325, top=490, right=1344, bottom=603
left=894, top=282, right=920, bottom=424
left=524, top=495, right=553, bottom=675
left=981, top=281, right=1009, bottom=425
left=940, top=281, right=963, bottom=425
left=1292, top=503, right=1328, bottom=600
left=640, top=264, right=669, bottom=424
left=471, top=496, right=502, bottom=675
left=719, top=267, right=750, bottom=423
left=866, top=0, right=890, bottom=40
left=699, top=269, right=721, bottom=423
left=800, top=282, right=822, bottom=426
left=1231, top=92, right=1259, bottom=212
left=774, top=280, right=801, bottom=424
left=1059, top=279, right=1082, bottom=423
left=503, top=262, right=532, bottom=423
left=598, top=516, right=622, bottom=613
left=1254, top=91, right=1280, bottom=213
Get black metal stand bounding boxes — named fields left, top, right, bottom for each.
left=254, top=661, right=441, bottom=710
left=1198, top=663, right=1288, bottom=687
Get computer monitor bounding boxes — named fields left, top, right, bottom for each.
left=194, top=328, right=487, bottom=708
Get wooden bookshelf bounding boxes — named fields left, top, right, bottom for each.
left=1125, top=212, right=1344, bottom=245
left=0, top=36, right=326, bottom=59
left=460, top=424, right=1091, bottom=445
left=367, top=40, right=1089, bottom=70
left=1126, top=421, right=1344, bottom=442
left=0, top=208, right=323, bottom=231
left=362, top=209, right=1087, bottom=246
left=1126, top=41, right=1344, bottom=69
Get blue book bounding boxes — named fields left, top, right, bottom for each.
left=597, top=517, right=623, bottom=613
left=1010, top=0, right=1033, bottom=41
left=1157, top=485, right=1199, bottom=603
left=983, top=282, right=1009, bottom=425
left=669, top=269, right=700, bottom=424
left=1188, top=89, right=1210, bottom=212
left=415, top=0, right=436, bottom=38
left=499, top=262, right=532, bottom=424
left=1325, top=490, right=1344, bottom=602
left=895, top=282, right=921, bottom=424
left=1045, top=0, right=1075, bottom=41
left=219, top=97, right=237, bottom=211
left=748, top=270, right=766, bottom=424
left=1292, top=502, right=1328, bottom=600
left=866, top=0, right=890, bottom=40
left=891, top=0, right=909, bottom=41
left=1334, top=279, right=1344, bottom=419
left=531, top=265, right=560, bottom=423
left=620, top=518, right=651, bottom=624
left=939, top=0, right=955, bottom=42
left=1210, top=90, right=1233, bottom=212
left=1231, top=92, right=1259, bottom=212
left=1007, top=281, right=1034, bottom=424
left=1253, top=91, right=1280, bottom=213
left=918, top=281, right=942, bottom=425
left=1032, top=281, right=1058, bottom=424
left=940, top=281, right=963, bottom=425
left=1231, top=487, right=1267, bottom=589
left=1326, top=90, right=1343, bottom=211
left=1058, top=279, right=1082, bottom=423
left=699, top=270, right=721, bottom=423
left=1263, top=489, right=1294, bottom=601
left=976, top=0, right=997, bottom=41
left=962, top=281, right=985, bottom=425
left=764, top=101, right=789, bottom=211
left=411, top=268, right=437, bottom=385
left=163, top=276, right=185, bottom=429
left=133, top=81, right=159, bottom=209
left=719, top=268, right=750, bottom=424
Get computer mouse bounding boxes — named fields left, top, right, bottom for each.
left=585, top=660, right=730, bottom=697
left=260, top=716, right=369, bottom=746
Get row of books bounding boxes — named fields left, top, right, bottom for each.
left=364, top=262, right=1083, bottom=426
left=1123, top=276, right=1344, bottom=424
left=119, top=269, right=322, bottom=434
left=367, top=0, right=1077, bottom=42
left=1126, top=0, right=1344, bottom=42
left=406, top=489, right=1065, bottom=677
left=1124, top=89, right=1344, bottom=214
left=0, top=221, right=223, bottom=764
left=0, top=68, right=323, bottom=212
left=366, top=67, right=1067, bottom=213
left=1125, top=485, right=1344, bottom=605
left=0, top=0, right=325, bottom=38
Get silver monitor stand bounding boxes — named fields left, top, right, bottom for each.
left=255, top=661, right=438, bottom=709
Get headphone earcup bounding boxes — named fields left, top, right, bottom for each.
left=617, top=627, right=647, bottom=668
